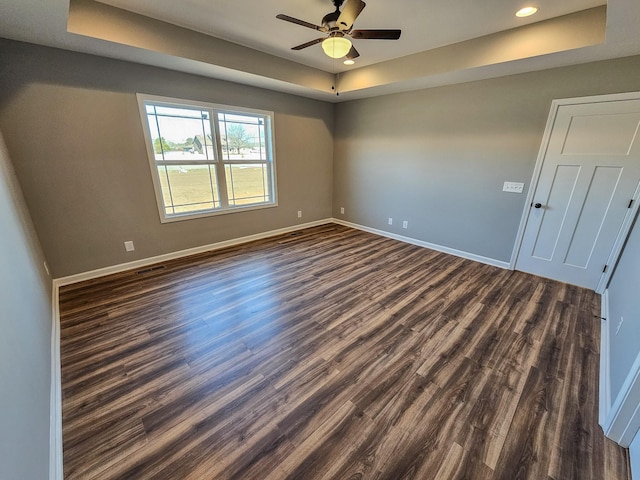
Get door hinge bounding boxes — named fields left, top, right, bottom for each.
left=628, top=199, right=634, bottom=209
left=602, top=264, right=608, bottom=273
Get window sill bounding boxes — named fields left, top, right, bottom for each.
left=158, top=201, right=278, bottom=223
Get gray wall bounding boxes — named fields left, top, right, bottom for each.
left=608, top=215, right=640, bottom=401
left=333, top=56, right=640, bottom=262
left=0, top=128, right=52, bottom=479
left=0, top=39, right=334, bottom=278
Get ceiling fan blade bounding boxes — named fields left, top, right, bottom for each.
left=291, top=38, right=325, bottom=50
left=337, top=0, right=366, bottom=31
left=350, top=29, right=401, bottom=40
left=346, top=45, right=360, bottom=60
left=276, top=14, right=326, bottom=32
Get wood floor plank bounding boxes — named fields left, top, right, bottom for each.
left=433, top=442, right=494, bottom=480
left=492, top=365, right=564, bottom=479
left=58, top=223, right=630, bottom=479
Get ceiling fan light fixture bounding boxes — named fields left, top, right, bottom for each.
left=516, top=6, right=538, bottom=17
left=322, top=36, right=352, bottom=58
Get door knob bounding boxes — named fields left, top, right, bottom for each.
left=534, top=203, right=542, bottom=208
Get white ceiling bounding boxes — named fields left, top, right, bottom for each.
left=94, top=0, right=605, bottom=72
left=1, top=0, right=640, bottom=102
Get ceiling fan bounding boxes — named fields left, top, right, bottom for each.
left=276, top=0, right=401, bottom=61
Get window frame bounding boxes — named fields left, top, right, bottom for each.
left=137, top=93, right=278, bottom=223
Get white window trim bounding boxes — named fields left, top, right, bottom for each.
left=136, top=93, right=278, bottom=223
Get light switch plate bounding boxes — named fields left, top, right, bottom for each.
left=503, top=181, right=525, bottom=193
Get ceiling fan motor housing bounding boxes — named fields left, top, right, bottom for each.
left=322, top=11, right=341, bottom=30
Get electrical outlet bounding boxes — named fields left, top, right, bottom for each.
left=503, top=181, right=525, bottom=193
left=616, top=316, right=624, bottom=335
left=388, top=217, right=393, bottom=225
left=402, top=220, right=408, bottom=229
left=297, top=210, right=302, bottom=218
left=340, top=207, right=345, bottom=214
left=124, top=240, right=135, bottom=252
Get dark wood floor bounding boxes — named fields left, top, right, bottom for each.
left=59, top=224, right=630, bottom=479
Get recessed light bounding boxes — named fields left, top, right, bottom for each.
left=516, top=6, right=538, bottom=17
left=343, top=59, right=355, bottom=65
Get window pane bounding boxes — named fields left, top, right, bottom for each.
left=220, top=113, right=260, bottom=124
left=158, top=165, right=220, bottom=214
left=156, top=166, right=173, bottom=209
left=156, top=117, right=213, bottom=161
left=218, top=113, right=267, bottom=161
left=154, top=106, right=206, bottom=119
left=225, top=164, right=269, bottom=206
left=146, top=104, right=214, bottom=161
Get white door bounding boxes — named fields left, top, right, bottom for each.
left=516, top=96, right=640, bottom=290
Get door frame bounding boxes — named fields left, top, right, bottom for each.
left=509, top=91, right=640, bottom=294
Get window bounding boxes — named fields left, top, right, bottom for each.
left=137, top=94, right=277, bottom=222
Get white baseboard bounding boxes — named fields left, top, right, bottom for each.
left=331, top=218, right=511, bottom=269
left=601, top=288, right=640, bottom=448
left=604, top=350, right=640, bottom=447
left=49, top=281, right=62, bottom=480
left=599, top=289, right=611, bottom=427
left=54, top=218, right=511, bottom=286
left=55, top=219, right=332, bottom=286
